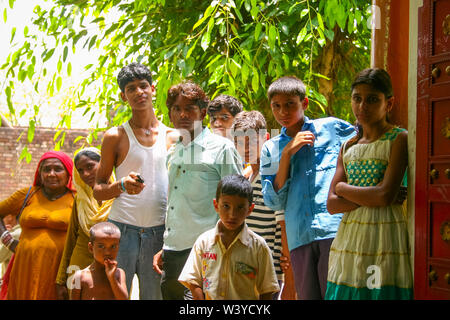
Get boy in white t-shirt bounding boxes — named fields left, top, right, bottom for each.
left=178, top=174, right=280, bottom=300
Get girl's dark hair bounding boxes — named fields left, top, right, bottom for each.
left=216, top=174, right=253, bottom=205
left=166, top=81, right=210, bottom=110
left=347, top=68, right=394, bottom=148
left=117, top=62, right=153, bottom=93
left=74, top=149, right=101, bottom=166
left=351, top=68, right=393, bottom=99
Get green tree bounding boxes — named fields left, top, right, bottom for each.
left=1, top=0, right=371, bottom=155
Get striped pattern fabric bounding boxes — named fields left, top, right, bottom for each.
left=246, top=175, right=283, bottom=280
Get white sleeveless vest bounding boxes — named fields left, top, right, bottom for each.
left=108, top=121, right=168, bottom=227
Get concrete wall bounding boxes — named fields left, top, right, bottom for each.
left=0, top=126, right=103, bottom=199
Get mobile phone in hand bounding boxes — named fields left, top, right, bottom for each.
left=136, top=174, right=144, bottom=184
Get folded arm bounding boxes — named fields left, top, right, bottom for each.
left=330, top=131, right=408, bottom=210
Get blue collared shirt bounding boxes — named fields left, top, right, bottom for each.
left=164, top=127, right=244, bottom=251
left=260, top=117, right=355, bottom=251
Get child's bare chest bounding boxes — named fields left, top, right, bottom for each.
left=81, top=272, right=116, bottom=300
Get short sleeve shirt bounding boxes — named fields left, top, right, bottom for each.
left=178, top=222, right=280, bottom=300
left=164, top=127, right=243, bottom=251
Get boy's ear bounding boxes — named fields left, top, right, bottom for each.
left=88, top=242, right=93, bottom=254
left=247, top=203, right=255, bottom=216
left=120, top=91, right=127, bottom=103
left=213, top=198, right=219, bottom=212
left=302, top=97, right=309, bottom=110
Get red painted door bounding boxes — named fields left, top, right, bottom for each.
left=415, top=0, right=450, bottom=300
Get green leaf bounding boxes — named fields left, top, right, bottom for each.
left=27, top=64, right=34, bottom=80
left=27, top=120, right=35, bottom=143
left=296, top=26, right=307, bottom=45
left=234, top=6, right=243, bottom=23
left=254, top=22, right=262, bottom=41
left=281, top=24, right=289, bottom=36
left=241, top=63, right=249, bottom=83
left=192, top=5, right=214, bottom=31
left=288, top=3, right=299, bottom=16
left=300, top=9, right=309, bottom=18
left=63, top=46, right=68, bottom=62
left=317, top=13, right=325, bottom=30
left=67, top=62, right=72, bottom=76
left=268, top=25, right=276, bottom=50
left=251, top=71, right=259, bottom=93
left=201, top=26, right=212, bottom=51
left=73, top=135, right=85, bottom=144
left=88, top=35, right=98, bottom=50
left=19, top=146, right=30, bottom=164
left=42, top=48, right=55, bottom=62
left=186, top=38, right=199, bottom=59
left=56, top=76, right=62, bottom=91
left=336, top=5, right=347, bottom=29
left=10, top=27, right=16, bottom=44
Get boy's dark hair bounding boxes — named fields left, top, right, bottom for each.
left=166, top=81, right=210, bottom=110
left=117, top=63, right=153, bottom=93
left=89, top=222, right=121, bottom=243
left=216, top=174, right=253, bottom=205
left=207, top=95, right=243, bottom=117
left=232, top=110, right=267, bottom=133
left=267, top=76, right=306, bottom=101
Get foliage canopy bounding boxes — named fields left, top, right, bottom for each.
left=1, top=0, right=372, bottom=160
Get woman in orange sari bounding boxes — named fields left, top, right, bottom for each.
left=0, top=151, right=74, bottom=299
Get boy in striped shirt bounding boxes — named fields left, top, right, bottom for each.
left=232, top=111, right=284, bottom=292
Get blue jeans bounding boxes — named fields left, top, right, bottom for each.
left=109, top=219, right=164, bottom=300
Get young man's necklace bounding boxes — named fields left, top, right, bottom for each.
left=143, top=128, right=151, bottom=136
left=130, top=120, right=152, bottom=136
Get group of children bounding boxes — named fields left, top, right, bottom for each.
left=33, top=64, right=412, bottom=300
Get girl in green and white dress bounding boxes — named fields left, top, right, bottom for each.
left=325, top=68, right=413, bottom=300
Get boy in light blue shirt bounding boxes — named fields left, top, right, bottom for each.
left=152, top=81, right=243, bottom=300
left=260, top=76, right=355, bottom=300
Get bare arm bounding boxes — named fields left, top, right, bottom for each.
left=327, top=147, right=361, bottom=214
left=69, top=271, right=82, bottom=300
left=334, top=131, right=408, bottom=208
left=93, top=129, right=123, bottom=201
left=188, top=283, right=205, bottom=300
left=273, top=131, right=315, bottom=192
left=153, top=249, right=163, bottom=275
left=105, top=261, right=128, bottom=300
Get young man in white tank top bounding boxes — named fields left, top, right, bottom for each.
left=93, top=63, right=178, bottom=300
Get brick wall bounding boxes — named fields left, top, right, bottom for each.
left=0, top=127, right=104, bottom=200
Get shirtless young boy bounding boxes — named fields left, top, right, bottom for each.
left=70, top=222, right=128, bottom=300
